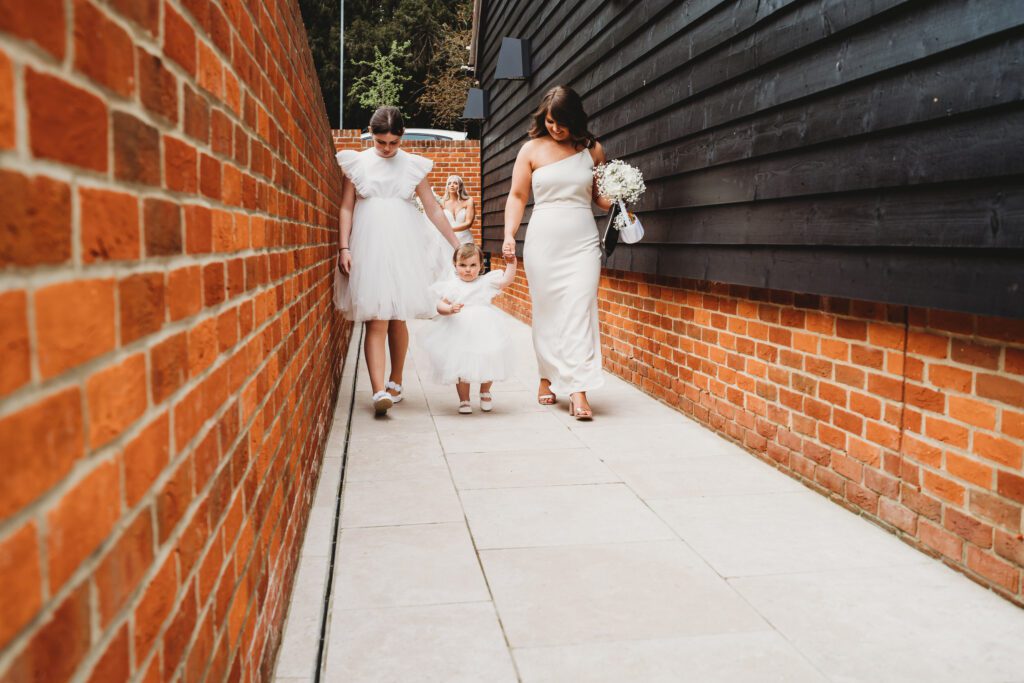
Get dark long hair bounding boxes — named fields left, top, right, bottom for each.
left=368, top=106, right=405, bottom=135
left=528, top=86, right=595, bottom=149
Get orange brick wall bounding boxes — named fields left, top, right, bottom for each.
left=492, top=257, right=1024, bottom=606
left=0, top=1, right=350, bottom=682
left=332, top=130, right=483, bottom=244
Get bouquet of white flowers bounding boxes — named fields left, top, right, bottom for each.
left=594, top=159, right=645, bottom=253
left=414, top=191, right=443, bottom=213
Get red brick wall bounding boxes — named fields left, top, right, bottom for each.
left=492, top=257, right=1024, bottom=606
left=0, top=1, right=350, bottom=681
left=332, top=130, right=483, bottom=244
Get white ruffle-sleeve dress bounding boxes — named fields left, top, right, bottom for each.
left=421, top=270, right=510, bottom=385
left=334, top=148, right=437, bottom=321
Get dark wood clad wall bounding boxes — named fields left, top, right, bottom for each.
left=477, top=0, right=1024, bottom=319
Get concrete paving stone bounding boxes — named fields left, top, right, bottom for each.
left=300, top=507, right=336, bottom=558
left=274, top=555, right=329, bottom=678
left=437, top=425, right=585, bottom=453
left=462, top=483, right=674, bottom=549
left=323, top=602, right=517, bottom=683
left=603, top=451, right=803, bottom=499
left=512, top=631, right=827, bottom=683
left=432, top=411, right=566, bottom=432
left=572, top=421, right=746, bottom=459
left=340, top=477, right=463, bottom=528
left=332, top=523, right=490, bottom=609
left=649, top=490, right=930, bottom=577
left=343, top=447, right=449, bottom=483
left=447, top=448, right=620, bottom=490
left=480, top=541, right=768, bottom=648
left=730, top=562, right=1024, bottom=682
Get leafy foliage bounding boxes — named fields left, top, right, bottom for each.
left=299, top=0, right=473, bottom=130
left=417, top=5, right=473, bottom=128
left=348, top=40, right=412, bottom=109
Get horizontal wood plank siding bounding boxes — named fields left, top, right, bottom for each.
left=477, top=0, right=1024, bottom=318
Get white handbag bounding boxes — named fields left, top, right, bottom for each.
left=615, top=200, right=644, bottom=244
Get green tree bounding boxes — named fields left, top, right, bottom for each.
left=418, top=5, right=473, bottom=128
left=348, top=40, right=412, bottom=109
left=299, top=0, right=473, bottom=130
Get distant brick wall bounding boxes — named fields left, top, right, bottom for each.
left=332, top=130, right=482, bottom=244
left=492, top=257, right=1024, bottom=606
left=0, top=1, right=350, bottom=681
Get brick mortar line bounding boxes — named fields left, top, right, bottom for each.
left=0, top=258, right=336, bottom=552
left=0, top=251, right=336, bottom=422
left=0, top=272, right=341, bottom=679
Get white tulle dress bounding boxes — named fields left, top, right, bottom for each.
left=333, top=148, right=438, bottom=321
left=421, top=270, right=510, bottom=384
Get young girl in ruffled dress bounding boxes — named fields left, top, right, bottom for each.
left=422, top=244, right=517, bottom=414
left=335, top=106, right=460, bottom=415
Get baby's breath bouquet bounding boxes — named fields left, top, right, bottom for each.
left=594, top=159, right=646, bottom=253
left=414, top=191, right=443, bottom=213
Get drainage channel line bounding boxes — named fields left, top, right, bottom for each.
left=314, top=323, right=363, bottom=683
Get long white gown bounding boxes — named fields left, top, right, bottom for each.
left=333, top=148, right=437, bottom=321
left=424, top=204, right=472, bottom=282
left=524, top=148, right=604, bottom=395
left=446, top=206, right=475, bottom=245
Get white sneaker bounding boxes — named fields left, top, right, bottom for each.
left=372, top=390, right=393, bottom=416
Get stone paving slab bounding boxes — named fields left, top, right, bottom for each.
left=276, top=315, right=1024, bottom=683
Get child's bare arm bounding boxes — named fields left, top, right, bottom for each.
left=499, top=256, right=518, bottom=289
left=437, top=298, right=463, bottom=315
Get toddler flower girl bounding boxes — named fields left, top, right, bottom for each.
left=422, top=244, right=516, bottom=414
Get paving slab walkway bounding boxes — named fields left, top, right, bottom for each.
left=275, top=315, right=1024, bottom=683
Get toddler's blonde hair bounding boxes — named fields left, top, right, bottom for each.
left=453, top=243, right=483, bottom=264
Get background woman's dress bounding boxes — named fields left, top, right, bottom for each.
left=524, top=148, right=604, bottom=395
left=334, top=148, right=436, bottom=321
left=424, top=204, right=471, bottom=282
left=446, top=206, right=475, bottom=245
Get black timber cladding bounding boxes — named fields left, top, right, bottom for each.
left=476, top=0, right=1024, bottom=319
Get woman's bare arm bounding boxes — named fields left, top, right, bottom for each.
left=453, top=197, right=476, bottom=231
left=337, top=177, right=356, bottom=274
left=419, top=180, right=460, bottom=249
left=503, top=144, right=533, bottom=256
left=590, top=141, right=613, bottom=211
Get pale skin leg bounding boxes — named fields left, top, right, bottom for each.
left=386, top=319, right=408, bottom=395
left=364, top=320, right=390, bottom=394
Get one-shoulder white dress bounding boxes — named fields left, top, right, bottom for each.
left=524, top=148, right=604, bottom=395
left=334, top=148, right=436, bottom=321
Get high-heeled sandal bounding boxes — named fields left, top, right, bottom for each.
left=385, top=380, right=403, bottom=403
left=480, top=392, right=493, bottom=412
left=458, top=400, right=472, bottom=415
left=372, top=390, right=393, bottom=416
left=537, top=380, right=556, bottom=405
left=568, top=393, right=593, bottom=421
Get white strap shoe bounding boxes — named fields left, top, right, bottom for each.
left=480, top=392, right=493, bottom=412
left=458, top=400, right=472, bottom=414
left=372, top=390, right=393, bottom=416
left=385, top=380, right=403, bottom=403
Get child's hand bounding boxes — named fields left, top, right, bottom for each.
left=450, top=302, right=464, bottom=314
left=505, top=254, right=517, bottom=266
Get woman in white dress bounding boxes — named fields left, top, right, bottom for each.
left=442, top=175, right=476, bottom=245
left=336, top=106, right=460, bottom=414
left=502, top=86, right=612, bottom=420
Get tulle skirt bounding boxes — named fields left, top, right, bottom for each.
left=421, top=305, right=510, bottom=384
left=423, top=215, right=457, bottom=283
left=334, top=198, right=437, bottom=321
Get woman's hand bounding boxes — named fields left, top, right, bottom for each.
left=502, top=235, right=516, bottom=258
left=338, top=249, right=352, bottom=275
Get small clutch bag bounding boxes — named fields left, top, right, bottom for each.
left=601, top=200, right=644, bottom=257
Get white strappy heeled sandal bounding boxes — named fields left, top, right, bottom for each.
left=385, top=380, right=403, bottom=403
left=372, top=390, right=393, bottom=416
left=480, top=392, right=493, bottom=412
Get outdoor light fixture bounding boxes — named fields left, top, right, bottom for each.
left=462, top=87, right=489, bottom=120
left=495, top=37, right=531, bottom=80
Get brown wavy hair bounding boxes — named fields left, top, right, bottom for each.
left=368, top=106, right=405, bottom=136
left=528, top=86, right=595, bottom=149
left=453, top=243, right=484, bottom=264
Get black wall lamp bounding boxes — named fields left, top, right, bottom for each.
left=495, top=37, right=531, bottom=80
left=462, top=87, right=489, bottom=120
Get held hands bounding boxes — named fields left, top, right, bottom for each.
left=504, top=254, right=518, bottom=266
left=338, top=249, right=352, bottom=275
left=502, top=236, right=516, bottom=258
